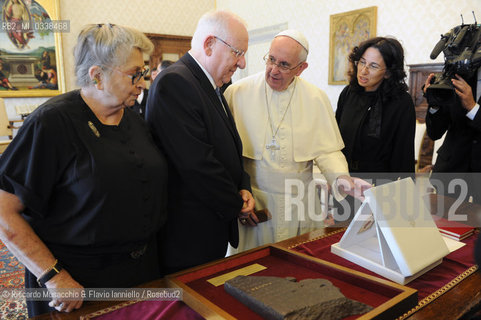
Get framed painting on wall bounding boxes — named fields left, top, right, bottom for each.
left=0, top=0, right=65, bottom=97
left=328, top=6, right=377, bottom=85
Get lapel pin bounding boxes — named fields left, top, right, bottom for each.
left=88, top=121, right=100, bottom=138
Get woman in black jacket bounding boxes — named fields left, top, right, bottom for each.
left=336, top=37, right=415, bottom=174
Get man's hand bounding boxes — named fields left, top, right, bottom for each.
left=239, top=210, right=259, bottom=226
left=238, top=189, right=257, bottom=226
left=423, top=73, right=436, bottom=94
left=239, top=189, right=255, bottom=214
left=336, top=175, right=372, bottom=201
left=452, top=74, right=476, bottom=111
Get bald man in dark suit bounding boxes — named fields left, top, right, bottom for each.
left=146, top=10, right=254, bottom=274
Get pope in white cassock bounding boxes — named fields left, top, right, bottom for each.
left=224, top=30, right=369, bottom=254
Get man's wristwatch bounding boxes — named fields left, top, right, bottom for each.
left=37, top=260, right=63, bottom=287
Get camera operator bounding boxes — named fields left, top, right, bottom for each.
left=423, top=68, right=481, bottom=202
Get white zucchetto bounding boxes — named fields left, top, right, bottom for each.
left=275, top=29, right=309, bottom=54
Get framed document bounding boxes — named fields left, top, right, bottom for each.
left=166, top=245, right=417, bottom=319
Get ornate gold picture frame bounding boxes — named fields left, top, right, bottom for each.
left=329, top=6, right=377, bottom=85
left=0, top=0, right=65, bottom=97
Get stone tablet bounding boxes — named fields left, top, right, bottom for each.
left=224, top=276, right=372, bottom=320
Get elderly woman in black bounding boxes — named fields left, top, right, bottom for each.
left=0, top=24, right=168, bottom=316
left=335, top=37, right=415, bottom=173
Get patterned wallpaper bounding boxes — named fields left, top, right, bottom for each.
left=3, top=0, right=214, bottom=116
left=218, top=0, right=480, bottom=108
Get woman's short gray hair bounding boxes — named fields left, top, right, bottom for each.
left=74, top=23, right=154, bottom=87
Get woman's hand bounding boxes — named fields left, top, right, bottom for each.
left=0, top=190, right=83, bottom=313
left=46, top=270, right=84, bottom=313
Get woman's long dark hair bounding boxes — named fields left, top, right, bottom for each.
left=347, top=37, right=408, bottom=98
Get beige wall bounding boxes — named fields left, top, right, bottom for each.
left=4, top=1, right=480, bottom=115
left=4, top=0, right=214, bottom=116
left=218, top=0, right=479, bottom=108
left=60, top=0, right=214, bottom=92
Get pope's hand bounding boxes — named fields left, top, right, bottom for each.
left=336, top=175, right=372, bottom=201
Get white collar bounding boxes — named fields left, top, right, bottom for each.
left=136, top=90, right=144, bottom=104
left=189, top=52, right=216, bottom=90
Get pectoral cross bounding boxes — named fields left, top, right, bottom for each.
left=266, top=138, right=280, bottom=160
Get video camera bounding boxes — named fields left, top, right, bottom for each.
left=426, top=12, right=481, bottom=106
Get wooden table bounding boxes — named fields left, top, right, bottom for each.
left=31, top=195, right=481, bottom=319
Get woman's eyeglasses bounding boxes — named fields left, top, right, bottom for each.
left=109, top=67, right=150, bottom=85
left=126, top=68, right=149, bottom=85
left=355, top=58, right=385, bottom=72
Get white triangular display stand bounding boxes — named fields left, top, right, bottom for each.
left=331, top=178, right=449, bottom=284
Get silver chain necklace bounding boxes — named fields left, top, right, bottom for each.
left=264, top=78, right=297, bottom=160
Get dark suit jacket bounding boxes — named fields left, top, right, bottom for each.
left=146, top=53, right=250, bottom=273
left=426, top=85, right=481, bottom=203
left=426, top=94, right=481, bottom=173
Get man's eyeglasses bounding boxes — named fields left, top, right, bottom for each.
left=214, top=36, right=245, bottom=58
left=355, top=58, right=385, bottom=72
left=263, top=54, right=303, bottom=73
left=115, top=67, right=150, bottom=85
